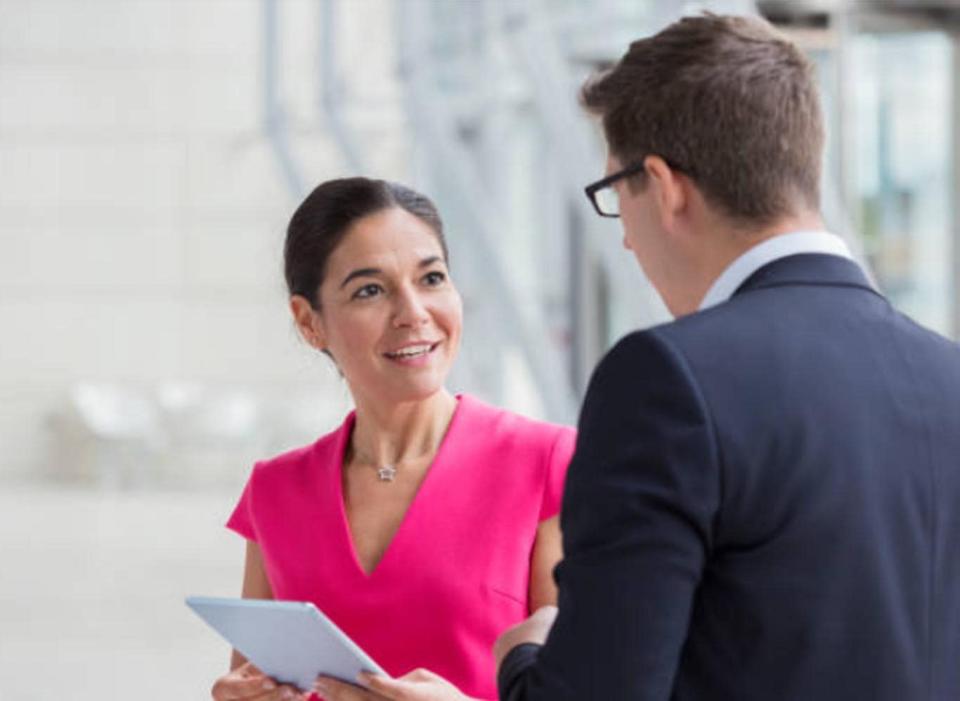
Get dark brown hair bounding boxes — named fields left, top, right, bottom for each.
left=581, top=13, right=824, bottom=224
left=284, top=177, right=448, bottom=308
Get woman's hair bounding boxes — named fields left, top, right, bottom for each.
left=284, top=177, right=448, bottom=308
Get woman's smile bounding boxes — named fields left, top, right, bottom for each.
left=383, top=340, right=442, bottom=365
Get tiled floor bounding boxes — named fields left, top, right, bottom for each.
left=0, top=484, right=246, bottom=700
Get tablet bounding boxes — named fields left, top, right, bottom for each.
left=186, top=596, right=386, bottom=691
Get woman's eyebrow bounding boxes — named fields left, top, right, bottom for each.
left=339, top=267, right=381, bottom=288
left=340, top=257, right=444, bottom=289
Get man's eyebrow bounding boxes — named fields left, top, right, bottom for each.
left=339, top=267, right=381, bottom=289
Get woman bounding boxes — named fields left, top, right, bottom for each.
left=211, top=178, right=574, bottom=701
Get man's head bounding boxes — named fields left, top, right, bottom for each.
left=582, top=14, right=825, bottom=314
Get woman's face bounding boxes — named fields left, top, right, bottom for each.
left=298, top=207, right=462, bottom=406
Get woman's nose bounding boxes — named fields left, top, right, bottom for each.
left=392, top=289, right=430, bottom=328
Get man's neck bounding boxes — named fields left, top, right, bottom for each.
left=671, top=211, right=826, bottom=316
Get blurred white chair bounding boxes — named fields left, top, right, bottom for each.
left=155, top=382, right=265, bottom=488
left=47, top=381, right=349, bottom=490
left=48, top=383, right=164, bottom=488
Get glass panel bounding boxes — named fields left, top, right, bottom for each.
left=851, top=32, right=952, bottom=335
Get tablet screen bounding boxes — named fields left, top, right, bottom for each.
left=187, top=596, right=386, bottom=691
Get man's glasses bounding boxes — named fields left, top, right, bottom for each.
left=584, top=157, right=689, bottom=218
left=584, top=162, right=646, bottom=218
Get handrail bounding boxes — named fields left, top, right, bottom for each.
left=262, top=0, right=307, bottom=199
left=319, top=0, right=366, bottom=174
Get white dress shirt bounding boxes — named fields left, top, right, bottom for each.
left=698, top=230, right=856, bottom=311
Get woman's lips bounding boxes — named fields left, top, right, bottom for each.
left=383, top=341, right=441, bottom=366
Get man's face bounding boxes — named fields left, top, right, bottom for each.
left=607, top=154, right=664, bottom=284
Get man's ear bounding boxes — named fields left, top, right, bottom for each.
left=645, top=155, right=687, bottom=232
left=290, top=295, right=326, bottom=350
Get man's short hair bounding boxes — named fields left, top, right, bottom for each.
left=582, top=13, right=824, bottom=225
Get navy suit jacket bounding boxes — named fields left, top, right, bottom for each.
left=500, top=254, right=960, bottom=700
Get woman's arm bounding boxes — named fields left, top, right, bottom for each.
left=528, top=515, right=562, bottom=612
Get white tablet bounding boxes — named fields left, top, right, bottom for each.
left=186, top=596, right=387, bottom=691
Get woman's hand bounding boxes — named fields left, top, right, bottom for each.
left=313, top=668, right=474, bottom=701
left=212, top=661, right=311, bottom=701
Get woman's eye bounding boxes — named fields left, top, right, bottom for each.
left=352, top=283, right=383, bottom=299
left=423, top=271, right=446, bottom=286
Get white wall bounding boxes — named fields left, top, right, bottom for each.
left=0, top=0, right=408, bottom=481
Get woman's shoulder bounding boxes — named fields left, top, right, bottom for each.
left=453, top=396, right=575, bottom=511
left=456, top=394, right=575, bottom=452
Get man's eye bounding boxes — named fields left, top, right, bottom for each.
left=423, top=271, right=446, bottom=286
left=353, top=284, right=383, bottom=299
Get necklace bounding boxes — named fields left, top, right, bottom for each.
left=350, top=446, right=434, bottom=483
left=349, top=394, right=457, bottom=483
left=376, top=465, right=397, bottom=482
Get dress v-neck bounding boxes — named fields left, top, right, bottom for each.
left=330, top=395, right=466, bottom=579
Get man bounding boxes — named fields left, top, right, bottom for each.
left=495, top=13, right=960, bottom=701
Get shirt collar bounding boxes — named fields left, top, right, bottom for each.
left=698, top=230, right=854, bottom=311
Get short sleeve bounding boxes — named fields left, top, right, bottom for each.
left=539, top=426, right=576, bottom=521
left=226, top=466, right=258, bottom=542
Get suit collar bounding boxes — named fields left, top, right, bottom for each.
left=734, top=253, right=880, bottom=299
left=699, top=231, right=854, bottom=310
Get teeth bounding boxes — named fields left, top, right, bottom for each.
left=388, top=344, right=433, bottom=358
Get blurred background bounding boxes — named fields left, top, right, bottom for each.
left=1, top=0, right=958, bottom=697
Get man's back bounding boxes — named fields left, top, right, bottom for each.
left=653, top=253, right=960, bottom=699
left=512, top=253, right=960, bottom=700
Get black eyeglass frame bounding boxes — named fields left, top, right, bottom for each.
left=583, top=161, right=646, bottom=218
left=584, top=157, right=688, bottom=218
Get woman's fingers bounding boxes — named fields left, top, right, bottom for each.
left=313, top=675, right=384, bottom=701
left=314, top=668, right=466, bottom=701
left=356, top=673, right=412, bottom=699
left=263, top=686, right=309, bottom=701
left=220, top=685, right=304, bottom=701
left=212, top=672, right=275, bottom=699
left=211, top=662, right=305, bottom=701
left=357, top=668, right=465, bottom=701
left=395, top=669, right=440, bottom=683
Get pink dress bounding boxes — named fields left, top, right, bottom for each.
left=227, top=394, right=575, bottom=700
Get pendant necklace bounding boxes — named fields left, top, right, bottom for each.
left=352, top=447, right=433, bottom=483
left=376, top=465, right=397, bottom=482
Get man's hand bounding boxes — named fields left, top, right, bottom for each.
left=493, top=605, right=558, bottom=669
